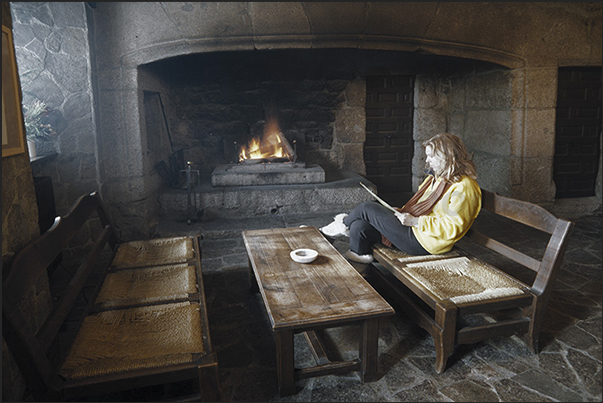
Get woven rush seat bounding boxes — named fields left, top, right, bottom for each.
left=112, top=236, right=194, bottom=269
left=403, top=256, right=527, bottom=303
left=373, top=243, right=461, bottom=263
left=94, top=263, right=198, bottom=309
left=372, top=244, right=528, bottom=304
left=59, top=302, right=205, bottom=380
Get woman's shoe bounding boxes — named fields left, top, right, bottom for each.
left=344, top=250, right=374, bottom=264
left=320, top=213, right=350, bottom=237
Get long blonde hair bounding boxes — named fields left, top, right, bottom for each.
left=422, top=133, right=477, bottom=182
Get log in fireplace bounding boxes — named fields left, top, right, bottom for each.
left=211, top=113, right=326, bottom=187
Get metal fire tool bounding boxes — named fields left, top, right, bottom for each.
left=293, top=139, right=297, bottom=162
left=180, top=161, right=200, bottom=225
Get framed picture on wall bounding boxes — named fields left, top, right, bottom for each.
left=2, top=24, right=26, bottom=158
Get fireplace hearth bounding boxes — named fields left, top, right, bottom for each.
left=211, top=161, right=325, bottom=187
left=159, top=169, right=375, bottom=219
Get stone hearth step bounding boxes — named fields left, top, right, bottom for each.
left=158, top=170, right=376, bottom=218
left=211, top=163, right=325, bottom=186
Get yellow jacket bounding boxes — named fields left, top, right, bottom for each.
left=411, top=175, right=482, bottom=254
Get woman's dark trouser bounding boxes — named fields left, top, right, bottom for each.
left=343, top=201, right=429, bottom=256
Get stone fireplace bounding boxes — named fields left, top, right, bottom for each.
left=141, top=49, right=377, bottom=178
left=141, top=48, right=397, bottom=219
left=10, top=2, right=599, bottom=240
left=141, top=48, right=508, bottom=220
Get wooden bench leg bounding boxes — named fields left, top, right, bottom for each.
left=525, top=298, right=540, bottom=353
left=434, top=302, right=457, bottom=374
left=359, top=318, right=380, bottom=382
left=275, top=330, right=295, bottom=397
left=198, top=361, right=222, bottom=402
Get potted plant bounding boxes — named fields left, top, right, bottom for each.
left=23, top=99, right=57, bottom=158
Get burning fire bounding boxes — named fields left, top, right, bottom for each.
left=238, top=116, right=295, bottom=162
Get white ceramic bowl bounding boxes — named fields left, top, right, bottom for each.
left=290, top=248, right=318, bottom=264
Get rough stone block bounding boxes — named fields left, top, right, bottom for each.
left=449, top=114, right=466, bottom=137
left=450, top=76, right=466, bottom=113
left=335, top=108, right=366, bottom=143
left=163, top=2, right=253, bottom=40
left=249, top=2, right=310, bottom=36
left=526, top=68, right=558, bottom=108
left=510, top=155, right=523, bottom=186
left=341, top=144, right=366, bottom=175
left=345, top=78, right=366, bottom=107
left=414, top=76, right=441, bottom=109
left=103, top=177, right=147, bottom=203
left=304, top=2, right=367, bottom=35
left=524, top=108, right=556, bottom=157
left=364, top=3, right=437, bottom=37
left=464, top=70, right=513, bottom=109
left=512, top=157, right=556, bottom=203
left=211, top=164, right=325, bottom=186
left=465, top=110, right=512, bottom=155
left=511, top=69, right=526, bottom=108
left=77, top=128, right=96, bottom=155
left=162, top=171, right=375, bottom=217
left=473, top=153, right=511, bottom=195
left=222, top=188, right=240, bottom=209
left=413, top=109, right=446, bottom=141
left=511, top=109, right=525, bottom=157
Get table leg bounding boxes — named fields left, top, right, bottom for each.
left=248, top=256, right=259, bottom=293
left=275, top=329, right=295, bottom=397
left=359, top=318, right=379, bottom=382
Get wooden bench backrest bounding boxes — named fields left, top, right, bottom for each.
left=2, top=191, right=119, bottom=398
left=466, top=189, right=574, bottom=295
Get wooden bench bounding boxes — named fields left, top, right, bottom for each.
left=368, top=189, right=574, bottom=373
left=2, top=191, right=221, bottom=401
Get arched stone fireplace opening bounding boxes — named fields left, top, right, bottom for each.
left=135, top=48, right=518, bottom=221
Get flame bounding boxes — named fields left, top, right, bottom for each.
left=238, top=115, right=294, bottom=162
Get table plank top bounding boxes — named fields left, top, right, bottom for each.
left=242, top=227, right=395, bottom=331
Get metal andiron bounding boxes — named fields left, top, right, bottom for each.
left=180, top=161, right=200, bottom=224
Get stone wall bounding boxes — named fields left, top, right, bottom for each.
left=2, top=5, right=50, bottom=401
left=10, top=2, right=99, bottom=215
left=412, top=66, right=564, bottom=201
left=412, top=75, right=449, bottom=189
left=334, top=78, right=367, bottom=176
left=1, top=157, right=43, bottom=403
left=456, top=69, right=517, bottom=196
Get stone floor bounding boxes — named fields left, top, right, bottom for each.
left=150, top=205, right=602, bottom=402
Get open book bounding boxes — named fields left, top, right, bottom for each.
left=359, top=182, right=398, bottom=214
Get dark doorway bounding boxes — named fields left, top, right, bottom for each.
left=554, top=67, right=602, bottom=198
left=364, top=75, right=414, bottom=206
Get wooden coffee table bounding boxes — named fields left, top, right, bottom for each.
left=242, top=226, right=395, bottom=396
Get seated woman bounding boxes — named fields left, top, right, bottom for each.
left=321, top=132, right=482, bottom=264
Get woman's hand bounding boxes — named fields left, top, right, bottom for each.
left=395, top=212, right=419, bottom=227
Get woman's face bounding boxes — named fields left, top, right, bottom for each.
left=425, top=145, right=445, bottom=175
